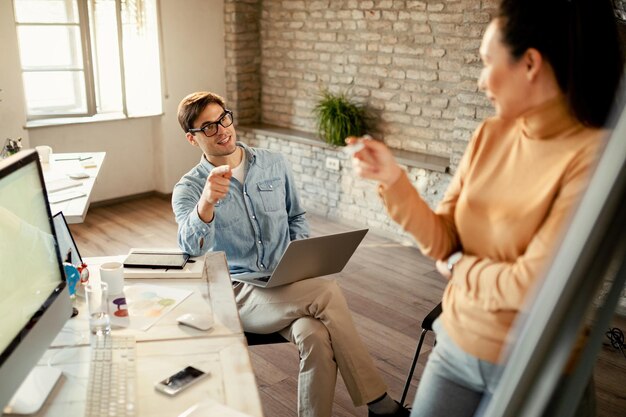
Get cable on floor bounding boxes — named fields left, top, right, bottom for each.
left=605, top=327, right=626, bottom=358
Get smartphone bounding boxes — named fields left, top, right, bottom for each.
left=154, top=366, right=209, bottom=396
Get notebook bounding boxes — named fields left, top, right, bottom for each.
left=231, top=229, right=368, bottom=288
left=51, top=213, right=204, bottom=279
left=123, top=249, right=190, bottom=269
left=122, top=249, right=205, bottom=279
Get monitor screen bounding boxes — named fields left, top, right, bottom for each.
left=0, top=150, right=69, bottom=410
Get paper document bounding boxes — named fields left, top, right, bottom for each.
left=109, top=283, right=193, bottom=331
left=48, top=190, right=85, bottom=204
left=45, top=177, right=82, bottom=193
left=178, top=400, right=255, bottom=417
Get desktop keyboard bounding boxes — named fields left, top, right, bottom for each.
left=85, top=335, right=137, bottom=417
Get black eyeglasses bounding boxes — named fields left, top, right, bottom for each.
left=188, top=110, right=234, bottom=138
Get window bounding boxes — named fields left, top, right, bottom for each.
left=13, top=0, right=162, bottom=120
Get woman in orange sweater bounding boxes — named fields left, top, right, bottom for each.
left=350, top=0, right=623, bottom=416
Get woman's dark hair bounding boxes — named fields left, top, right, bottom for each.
left=498, top=0, right=624, bottom=127
left=177, top=92, right=226, bottom=133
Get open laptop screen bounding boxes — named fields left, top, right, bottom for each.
left=52, top=211, right=83, bottom=268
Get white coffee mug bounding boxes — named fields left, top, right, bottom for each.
left=35, top=145, right=53, bottom=164
left=99, top=261, right=125, bottom=295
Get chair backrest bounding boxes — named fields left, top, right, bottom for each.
left=422, top=302, right=442, bottom=331
left=401, top=302, right=443, bottom=405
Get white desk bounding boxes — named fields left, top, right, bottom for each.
left=53, top=253, right=243, bottom=346
left=29, top=252, right=263, bottom=417
left=43, top=152, right=106, bottom=224
left=34, top=337, right=261, bottom=417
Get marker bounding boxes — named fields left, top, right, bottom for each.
left=342, top=134, right=371, bottom=155
left=342, top=142, right=365, bottom=155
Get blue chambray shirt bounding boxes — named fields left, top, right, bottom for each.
left=172, top=142, right=310, bottom=274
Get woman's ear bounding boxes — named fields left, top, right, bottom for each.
left=524, top=48, right=543, bottom=82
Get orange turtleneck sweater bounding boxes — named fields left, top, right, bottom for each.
left=380, top=97, right=606, bottom=363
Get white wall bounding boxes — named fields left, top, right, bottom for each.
left=0, top=0, right=225, bottom=201
left=157, top=0, right=226, bottom=195
left=0, top=0, right=29, bottom=148
left=27, top=118, right=157, bottom=200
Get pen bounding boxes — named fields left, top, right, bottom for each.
left=54, top=155, right=93, bottom=161
left=49, top=193, right=86, bottom=204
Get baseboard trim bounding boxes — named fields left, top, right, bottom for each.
left=91, top=191, right=172, bottom=208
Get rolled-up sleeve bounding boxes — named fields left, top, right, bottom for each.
left=172, top=181, right=214, bottom=257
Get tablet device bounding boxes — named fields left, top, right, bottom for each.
left=123, top=251, right=190, bottom=269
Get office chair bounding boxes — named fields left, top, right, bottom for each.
left=400, top=302, right=443, bottom=405
left=244, top=331, right=289, bottom=346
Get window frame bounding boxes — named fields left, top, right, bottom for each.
left=14, top=0, right=160, bottom=122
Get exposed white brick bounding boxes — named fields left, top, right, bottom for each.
left=431, top=97, right=449, bottom=108
left=406, top=1, right=427, bottom=11
left=352, top=10, right=365, bottom=19
left=228, top=0, right=496, bottom=182
left=371, top=90, right=396, bottom=101
left=383, top=112, right=412, bottom=124
left=389, top=69, right=406, bottom=79
left=439, top=71, right=462, bottom=82
left=399, top=11, right=427, bottom=21
left=382, top=10, right=398, bottom=20
left=406, top=69, right=438, bottom=81
left=385, top=102, right=407, bottom=112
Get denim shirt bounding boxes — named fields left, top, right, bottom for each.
left=172, top=143, right=309, bottom=274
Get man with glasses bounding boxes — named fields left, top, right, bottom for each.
left=172, top=91, right=409, bottom=417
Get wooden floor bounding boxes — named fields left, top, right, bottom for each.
left=70, top=195, right=625, bottom=417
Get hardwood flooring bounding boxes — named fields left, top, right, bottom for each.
left=70, top=195, right=625, bottom=416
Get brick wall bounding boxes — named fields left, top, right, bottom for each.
left=223, top=0, right=498, bottom=241
left=224, top=0, right=262, bottom=125
left=226, top=2, right=626, bottom=314
left=225, top=0, right=498, bottom=169
left=239, top=128, right=449, bottom=243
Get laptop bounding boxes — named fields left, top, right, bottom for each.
left=231, top=229, right=368, bottom=288
left=52, top=211, right=84, bottom=268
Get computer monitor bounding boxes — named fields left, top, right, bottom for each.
left=0, top=150, right=72, bottom=412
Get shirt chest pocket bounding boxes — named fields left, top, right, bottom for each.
left=257, top=178, right=285, bottom=212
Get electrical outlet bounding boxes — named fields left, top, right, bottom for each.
left=325, top=157, right=340, bottom=171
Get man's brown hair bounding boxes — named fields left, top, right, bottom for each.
left=177, top=92, right=226, bottom=133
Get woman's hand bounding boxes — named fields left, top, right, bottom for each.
left=346, top=136, right=402, bottom=189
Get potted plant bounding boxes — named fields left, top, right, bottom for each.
left=313, top=89, right=367, bottom=147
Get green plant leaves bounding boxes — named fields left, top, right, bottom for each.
left=313, top=90, right=366, bottom=147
